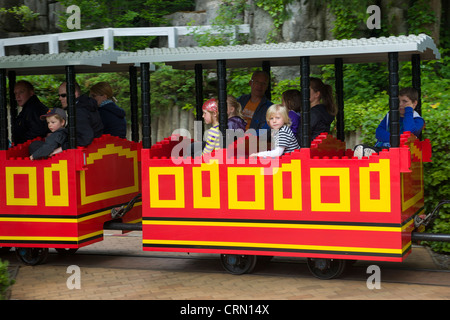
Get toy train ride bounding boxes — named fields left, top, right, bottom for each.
left=0, top=34, right=449, bottom=279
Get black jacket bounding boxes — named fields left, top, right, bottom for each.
left=63, top=94, right=104, bottom=148
left=296, top=104, right=335, bottom=143
left=99, top=101, right=127, bottom=139
left=30, top=128, right=68, bottom=160
left=13, top=95, right=49, bottom=144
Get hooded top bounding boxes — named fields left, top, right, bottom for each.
left=296, top=103, right=335, bottom=143
left=13, top=95, right=49, bottom=144
left=98, top=100, right=127, bottom=139
left=62, top=94, right=103, bottom=148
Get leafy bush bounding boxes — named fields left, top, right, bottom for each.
left=0, top=259, right=15, bottom=300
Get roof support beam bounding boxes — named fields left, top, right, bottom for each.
left=335, top=58, right=345, bottom=142
left=65, top=65, right=77, bottom=149
left=141, top=62, right=151, bottom=149
left=388, top=52, right=400, bottom=148
left=300, top=56, right=311, bottom=148
left=0, top=69, right=7, bottom=150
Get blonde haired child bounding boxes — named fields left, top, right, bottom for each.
left=227, top=95, right=247, bottom=131
left=250, top=104, right=299, bottom=158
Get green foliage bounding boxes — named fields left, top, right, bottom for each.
left=254, top=0, right=294, bottom=42
left=0, top=5, right=40, bottom=29
left=57, top=0, right=195, bottom=51
left=407, top=0, right=437, bottom=35
left=189, top=0, right=250, bottom=47
left=0, top=259, right=15, bottom=300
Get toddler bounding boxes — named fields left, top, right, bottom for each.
left=281, top=90, right=301, bottom=135
left=250, top=104, right=299, bottom=158
left=29, top=108, right=68, bottom=160
left=227, top=95, right=247, bottom=131
left=202, top=98, right=221, bottom=155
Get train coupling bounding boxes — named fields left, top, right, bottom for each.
left=414, top=200, right=449, bottom=229
left=111, top=194, right=142, bottom=219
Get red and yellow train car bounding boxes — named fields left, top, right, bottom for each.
left=140, top=131, right=431, bottom=277
left=0, top=135, right=142, bottom=264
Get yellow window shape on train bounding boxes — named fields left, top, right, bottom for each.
left=5, top=166, right=37, bottom=206
left=310, top=167, right=350, bottom=212
left=193, top=160, right=220, bottom=209
left=360, top=159, right=391, bottom=212
left=149, top=166, right=185, bottom=208
left=44, top=160, right=69, bottom=207
left=228, top=167, right=265, bottom=210
left=273, top=160, right=302, bottom=211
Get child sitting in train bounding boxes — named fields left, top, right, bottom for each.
left=250, top=104, right=300, bottom=158
left=281, top=89, right=301, bottom=136
left=29, top=108, right=68, bottom=160
left=227, top=95, right=247, bottom=131
left=202, top=98, right=221, bottom=155
left=354, top=87, right=424, bottom=158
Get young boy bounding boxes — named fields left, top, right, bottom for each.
left=354, top=87, right=425, bottom=158
left=29, top=108, right=68, bottom=160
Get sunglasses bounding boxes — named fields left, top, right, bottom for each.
left=58, top=93, right=67, bottom=98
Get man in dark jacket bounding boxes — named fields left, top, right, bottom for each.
left=13, top=80, right=49, bottom=145
left=58, top=82, right=103, bottom=148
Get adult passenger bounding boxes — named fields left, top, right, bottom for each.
left=90, top=82, right=127, bottom=139
left=13, top=80, right=49, bottom=144
left=58, top=81, right=103, bottom=147
left=297, top=77, right=337, bottom=142
left=237, top=71, right=272, bottom=133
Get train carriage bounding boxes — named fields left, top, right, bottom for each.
left=117, top=34, right=442, bottom=278
left=0, top=51, right=143, bottom=264
left=0, top=33, right=447, bottom=279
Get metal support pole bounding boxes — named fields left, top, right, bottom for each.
left=65, top=65, right=77, bottom=149
left=217, top=59, right=227, bottom=145
left=141, top=62, right=151, bottom=149
left=129, top=66, right=139, bottom=142
left=0, top=69, right=7, bottom=150
left=262, top=60, right=271, bottom=101
left=195, top=64, right=204, bottom=122
left=335, top=58, right=345, bottom=142
left=8, top=71, right=16, bottom=144
left=411, top=54, right=422, bottom=116
left=300, top=56, right=311, bottom=148
left=388, top=52, right=400, bottom=148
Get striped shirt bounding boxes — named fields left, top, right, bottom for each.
left=273, top=125, right=300, bottom=154
left=202, top=125, right=221, bottom=155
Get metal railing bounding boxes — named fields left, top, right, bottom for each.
left=0, top=25, right=250, bottom=56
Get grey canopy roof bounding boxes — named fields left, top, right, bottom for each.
left=0, top=50, right=133, bottom=75
left=117, top=34, right=440, bottom=70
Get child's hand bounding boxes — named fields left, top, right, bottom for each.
left=29, top=155, right=34, bottom=161
left=49, top=147, right=63, bottom=156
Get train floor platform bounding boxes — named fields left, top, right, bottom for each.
left=4, top=230, right=450, bottom=301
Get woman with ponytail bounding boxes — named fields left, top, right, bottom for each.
left=297, top=77, right=337, bottom=141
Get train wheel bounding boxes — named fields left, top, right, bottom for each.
left=306, top=258, right=346, bottom=280
left=0, top=247, right=11, bottom=254
left=220, top=254, right=257, bottom=275
left=55, top=248, right=78, bottom=255
left=15, top=247, right=49, bottom=266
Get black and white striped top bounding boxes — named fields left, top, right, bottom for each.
left=273, top=125, right=300, bottom=154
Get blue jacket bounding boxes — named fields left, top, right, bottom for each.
left=237, top=94, right=272, bottom=133
left=375, top=106, right=424, bottom=147
left=99, top=100, right=127, bottom=139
